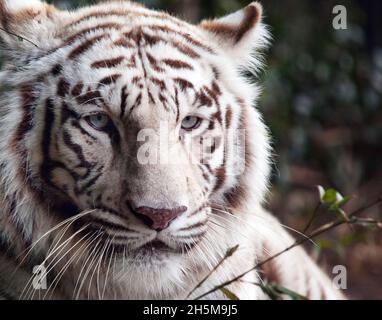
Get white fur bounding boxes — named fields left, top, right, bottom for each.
left=4, top=0, right=42, bottom=12
left=0, top=1, right=344, bottom=300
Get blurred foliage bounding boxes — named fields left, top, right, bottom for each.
left=1, top=0, right=381, bottom=298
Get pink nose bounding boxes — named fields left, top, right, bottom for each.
left=134, top=206, right=188, bottom=231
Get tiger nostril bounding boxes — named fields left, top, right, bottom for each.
left=133, top=206, right=188, bottom=231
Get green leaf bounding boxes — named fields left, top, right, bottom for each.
left=317, top=238, right=333, bottom=250
left=329, top=197, right=352, bottom=214
left=224, top=244, right=239, bottom=258
left=259, top=285, right=280, bottom=300
left=220, top=287, right=240, bottom=300
left=318, top=187, right=351, bottom=220
left=271, top=285, right=308, bottom=300
left=336, top=195, right=352, bottom=208
left=339, top=232, right=367, bottom=247
left=322, top=188, right=338, bottom=204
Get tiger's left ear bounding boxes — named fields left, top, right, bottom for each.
left=199, top=2, right=269, bottom=67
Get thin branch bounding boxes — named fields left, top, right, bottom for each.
left=303, top=202, right=321, bottom=234
left=194, top=196, right=382, bottom=300
left=186, top=245, right=239, bottom=299
left=194, top=220, right=343, bottom=300
left=0, top=27, right=39, bottom=48
left=351, top=217, right=382, bottom=228
left=348, top=197, right=382, bottom=218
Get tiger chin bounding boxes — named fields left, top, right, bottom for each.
left=0, top=0, right=344, bottom=300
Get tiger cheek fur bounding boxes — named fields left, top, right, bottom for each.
left=0, top=0, right=345, bottom=300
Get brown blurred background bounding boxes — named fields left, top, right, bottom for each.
left=3, top=0, right=381, bottom=299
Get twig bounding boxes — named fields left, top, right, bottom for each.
left=194, top=196, right=382, bottom=300
left=351, top=217, right=382, bottom=228
left=194, top=221, right=342, bottom=300
left=186, top=245, right=239, bottom=299
left=348, top=197, right=382, bottom=218
left=0, top=27, right=39, bottom=48
left=303, top=202, right=321, bottom=234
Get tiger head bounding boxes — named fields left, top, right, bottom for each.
left=0, top=0, right=270, bottom=299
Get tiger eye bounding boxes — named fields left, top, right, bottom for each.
left=181, top=116, right=202, bottom=131
left=86, top=113, right=110, bottom=131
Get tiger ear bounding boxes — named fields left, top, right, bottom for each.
left=199, top=2, right=269, bottom=67
left=0, top=0, right=59, bottom=51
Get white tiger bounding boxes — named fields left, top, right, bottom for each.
left=0, top=0, right=344, bottom=300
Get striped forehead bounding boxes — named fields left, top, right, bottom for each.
left=55, top=8, right=219, bottom=118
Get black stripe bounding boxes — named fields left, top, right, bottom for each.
left=78, top=170, right=103, bottom=194
left=178, top=221, right=207, bottom=232
left=0, top=233, right=16, bottom=260
left=174, top=88, right=180, bottom=123
left=39, top=99, right=81, bottom=218
left=51, top=64, right=63, bottom=76
left=128, top=93, right=142, bottom=116
left=61, top=102, right=80, bottom=125
left=15, top=87, right=38, bottom=180
left=94, top=205, right=131, bottom=221
left=187, top=204, right=208, bottom=217
left=57, top=78, right=70, bottom=97
left=120, top=85, right=128, bottom=118
left=40, top=98, right=56, bottom=182
left=70, top=120, right=98, bottom=143
left=62, top=130, right=94, bottom=179
left=69, top=34, right=107, bottom=60
left=84, top=218, right=137, bottom=234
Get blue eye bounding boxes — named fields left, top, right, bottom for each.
left=181, top=116, right=201, bottom=131
left=85, top=113, right=110, bottom=130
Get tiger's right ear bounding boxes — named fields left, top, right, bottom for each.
left=0, top=0, right=59, bottom=51
left=199, top=2, right=269, bottom=68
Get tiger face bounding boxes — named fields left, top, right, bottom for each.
left=49, top=30, right=232, bottom=256
left=0, top=0, right=271, bottom=299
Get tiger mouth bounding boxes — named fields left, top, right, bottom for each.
left=84, top=235, right=199, bottom=258
left=135, top=239, right=197, bottom=256
left=75, top=208, right=204, bottom=257
left=139, top=240, right=173, bottom=253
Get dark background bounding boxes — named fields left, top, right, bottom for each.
left=1, top=0, right=381, bottom=299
